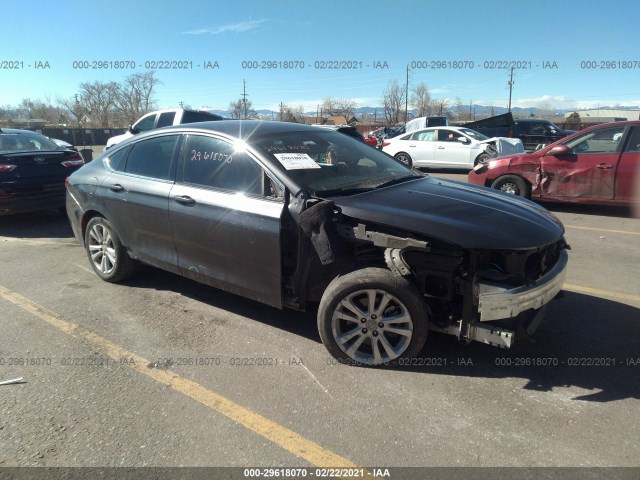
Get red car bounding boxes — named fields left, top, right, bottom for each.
left=468, top=121, right=640, bottom=206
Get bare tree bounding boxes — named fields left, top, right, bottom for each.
left=431, top=98, right=450, bottom=117
left=113, top=71, right=161, bottom=124
left=321, top=97, right=356, bottom=121
left=228, top=98, right=256, bottom=119
left=382, top=80, right=406, bottom=125
left=455, top=97, right=466, bottom=121
left=17, top=97, right=67, bottom=124
left=410, top=82, right=431, bottom=117
left=58, top=96, right=90, bottom=128
left=78, top=81, right=118, bottom=127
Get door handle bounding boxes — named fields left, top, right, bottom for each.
left=109, top=184, right=124, bottom=192
left=437, top=146, right=445, bottom=149
left=173, top=195, right=196, bottom=205
left=596, top=164, right=613, bottom=170
left=409, top=144, right=416, bottom=147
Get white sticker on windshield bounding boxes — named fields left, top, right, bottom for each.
left=273, top=153, right=321, bottom=170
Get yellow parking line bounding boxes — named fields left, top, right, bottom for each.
left=563, top=283, right=640, bottom=303
left=0, top=284, right=358, bottom=469
left=564, top=225, right=640, bottom=236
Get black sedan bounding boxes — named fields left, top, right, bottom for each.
left=0, top=128, right=84, bottom=215
left=66, top=121, right=569, bottom=366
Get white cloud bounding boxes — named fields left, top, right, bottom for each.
left=182, top=19, right=267, bottom=35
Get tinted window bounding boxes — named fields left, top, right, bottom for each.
left=411, top=130, right=435, bottom=141
left=182, top=111, right=223, bottom=123
left=624, top=127, right=640, bottom=153
left=106, top=145, right=130, bottom=172
left=156, top=112, right=176, bottom=128
left=437, top=129, right=464, bottom=142
left=180, top=135, right=263, bottom=195
left=565, top=126, right=626, bottom=154
left=134, top=114, right=156, bottom=132
left=0, top=132, right=59, bottom=152
left=124, top=135, right=179, bottom=180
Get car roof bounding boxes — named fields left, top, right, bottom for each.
left=0, top=128, right=46, bottom=135
left=140, top=120, right=330, bottom=140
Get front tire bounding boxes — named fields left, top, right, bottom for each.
left=475, top=153, right=491, bottom=165
left=85, top=216, right=135, bottom=282
left=318, top=268, right=428, bottom=366
left=491, top=175, right=531, bottom=198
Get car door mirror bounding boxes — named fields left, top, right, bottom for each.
left=457, top=137, right=469, bottom=143
left=546, top=144, right=571, bottom=156
left=128, top=125, right=139, bottom=134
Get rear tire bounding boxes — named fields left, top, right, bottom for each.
left=491, top=175, right=531, bottom=198
left=318, top=268, right=428, bottom=366
left=394, top=152, right=413, bottom=168
left=85, top=216, right=135, bottom=283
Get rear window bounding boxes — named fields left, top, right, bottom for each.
left=182, top=111, right=223, bottom=123
left=0, top=132, right=60, bottom=152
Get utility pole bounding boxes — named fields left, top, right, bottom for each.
left=405, top=65, right=410, bottom=123
left=507, top=67, right=514, bottom=112
left=241, top=79, right=248, bottom=118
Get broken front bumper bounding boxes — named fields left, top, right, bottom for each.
left=477, top=249, right=569, bottom=322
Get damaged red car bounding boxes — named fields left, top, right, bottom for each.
left=468, top=121, right=640, bottom=206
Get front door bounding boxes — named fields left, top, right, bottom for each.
left=169, top=133, right=284, bottom=307
left=539, top=125, right=626, bottom=200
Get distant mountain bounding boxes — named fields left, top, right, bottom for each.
left=205, top=104, right=640, bottom=122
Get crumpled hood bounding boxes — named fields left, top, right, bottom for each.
left=332, top=177, right=564, bottom=250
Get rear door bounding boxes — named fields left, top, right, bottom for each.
left=169, top=133, right=284, bottom=307
left=539, top=124, right=627, bottom=200
left=99, top=134, right=181, bottom=272
left=402, top=130, right=436, bottom=166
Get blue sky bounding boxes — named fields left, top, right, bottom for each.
left=2, top=0, right=639, bottom=112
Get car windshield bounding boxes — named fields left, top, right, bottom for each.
left=460, top=128, right=489, bottom=141
left=0, top=132, right=61, bottom=152
left=250, top=130, right=419, bottom=196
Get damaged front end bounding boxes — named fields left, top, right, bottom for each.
left=325, top=216, right=570, bottom=349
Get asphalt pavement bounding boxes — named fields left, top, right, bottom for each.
left=0, top=171, right=638, bottom=479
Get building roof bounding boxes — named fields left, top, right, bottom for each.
left=565, top=109, right=640, bottom=121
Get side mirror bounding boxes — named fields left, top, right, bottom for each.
left=457, top=137, right=469, bottom=143
left=546, top=144, right=571, bottom=156
left=128, top=125, right=139, bottom=134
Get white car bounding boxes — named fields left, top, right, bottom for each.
left=104, top=108, right=224, bottom=150
left=382, top=126, right=502, bottom=169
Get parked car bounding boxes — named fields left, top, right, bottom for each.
left=104, top=108, right=224, bottom=150
left=468, top=121, right=640, bottom=206
left=67, top=121, right=568, bottom=365
left=365, top=126, right=404, bottom=148
left=464, top=113, right=575, bottom=152
left=382, top=126, right=501, bottom=169
left=404, top=116, right=449, bottom=133
left=314, top=124, right=366, bottom=143
left=0, top=128, right=84, bottom=215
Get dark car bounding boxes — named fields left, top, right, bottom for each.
left=315, top=124, right=366, bottom=143
left=464, top=113, right=575, bottom=152
left=468, top=121, right=640, bottom=206
left=67, top=121, right=568, bottom=365
left=0, top=128, right=84, bottom=215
